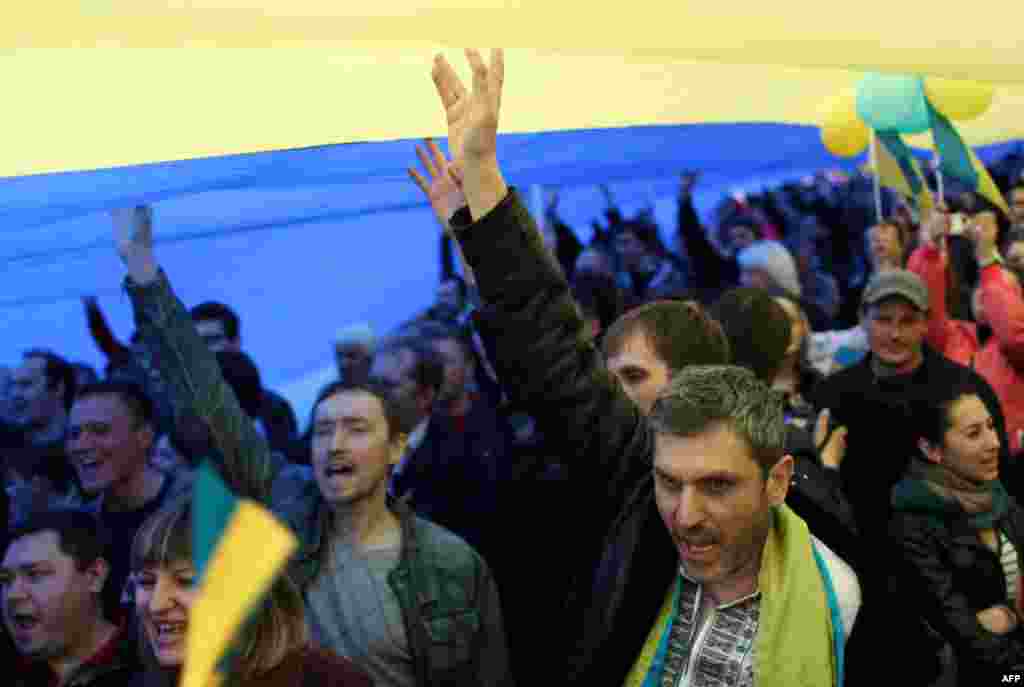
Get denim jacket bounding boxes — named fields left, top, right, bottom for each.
left=124, top=270, right=513, bottom=687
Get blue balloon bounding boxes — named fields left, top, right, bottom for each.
left=856, top=74, right=931, bottom=134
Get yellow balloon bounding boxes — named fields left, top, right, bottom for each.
left=924, top=77, right=995, bottom=121
left=819, top=88, right=870, bottom=157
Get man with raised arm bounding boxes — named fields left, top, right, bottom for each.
left=109, top=204, right=512, bottom=687
left=429, top=49, right=860, bottom=687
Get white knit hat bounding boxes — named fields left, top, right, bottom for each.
left=736, top=240, right=803, bottom=298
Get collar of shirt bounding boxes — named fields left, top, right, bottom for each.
left=19, top=621, right=126, bottom=686
left=679, top=564, right=761, bottom=610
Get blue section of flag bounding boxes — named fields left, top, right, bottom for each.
left=876, top=131, right=924, bottom=196
left=193, top=460, right=239, bottom=583
left=927, top=101, right=979, bottom=187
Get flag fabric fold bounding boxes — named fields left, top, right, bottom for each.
left=870, top=130, right=934, bottom=212
left=928, top=101, right=1011, bottom=216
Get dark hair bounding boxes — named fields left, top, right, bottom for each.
left=190, top=301, right=240, bottom=341
left=572, top=271, right=625, bottom=335
left=709, top=288, right=792, bottom=383
left=911, top=379, right=984, bottom=449
left=421, top=325, right=475, bottom=367
left=377, top=337, right=446, bottom=396
left=216, top=351, right=263, bottom=420
left=131, top=495, right=306, bottom=682
left=75, top=381, right=156, bottom=429
left=23, top=349, right=77, bottom=411
left=7, top=508, right=109, bottom=573
left=616, top=216, right=667, bottom=258
left=72, top=363, right=100, bottom=387
left=310, top=380, right=405, bottom=440
left=602, top=300, right=731, bottom=373
left=649, top=365, right=787, bottom=476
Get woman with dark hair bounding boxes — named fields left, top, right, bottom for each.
left=128, top=494, right=373, bottom=687
left=890, top=381, right=1024, bottom=684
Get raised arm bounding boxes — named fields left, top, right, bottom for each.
left=676, top=172, right=739, bottom=291
left=410, top=137, right=477, bottom=289
left=82, top=296, right=132, bottom=363
left=907, top=232, right=955, bottom=356
left=111, top=206, right=276, bottom=502
left=430, top=50, right=652, bottom=518
left=973, top=212, right=1024, bottom=367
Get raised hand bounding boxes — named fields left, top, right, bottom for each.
left=969, top=210, right=1000, bottom=264
left=919, top=204, right=949, bottom=250
left=680, top=171, right=701, bottom=197
left=430, top=49, right=507, bottom=221
left=111, top=205, right=158, bottom=284
left=409, top=138, right=466, bottom=230
left=814, top=408, right=848, bottom=469
left=431, top=49, right=503, bottom=166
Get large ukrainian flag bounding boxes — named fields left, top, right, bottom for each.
left=182, top=461, right=298, bottom=687
left=4, top=1, right=1024, bottom=178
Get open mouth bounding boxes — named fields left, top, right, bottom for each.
left=325, top=464, right=355, bottom=478
left=153, top=621, right=188, bottom=646
left=9, top=612, right=39, bottom=633
left=679, top=539, right=718, bottom=561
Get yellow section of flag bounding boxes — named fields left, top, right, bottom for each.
left=181, top=500, right=298, bottom=687
left=970, top=148, right=1012, bottom=217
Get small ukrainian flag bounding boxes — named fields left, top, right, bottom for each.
left=181, top=462, right=298, bottom=687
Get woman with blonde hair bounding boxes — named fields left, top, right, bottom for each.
left=128, top=494, right=373, bottom=687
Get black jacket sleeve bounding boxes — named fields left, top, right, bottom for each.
left=890, top=514, right=1024, bottom=672
left=676, top=194, right=739, bottom=292
left=453, top=191, right=653, bottom=537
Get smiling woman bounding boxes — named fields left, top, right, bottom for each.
left=890, top=380, right=1024, bottom=682
left=129, top=493, right=372, bottom=687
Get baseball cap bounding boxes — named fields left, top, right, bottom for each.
left=862, top=269, right=929, bottom=311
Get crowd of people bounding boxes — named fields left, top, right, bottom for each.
left=3, top=49, right=1024, bottom=686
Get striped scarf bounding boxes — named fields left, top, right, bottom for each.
left=623, top=505, right=839, bottom=687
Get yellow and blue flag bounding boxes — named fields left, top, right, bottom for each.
left=869, top=130, right=934, bottom=212
left=927, top=101, right=1010, bottom=217
left=182, top=461, right=298, bottom=687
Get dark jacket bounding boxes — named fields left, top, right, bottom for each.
left=259, top=389, right=299, bottom=454
left=124, top=270, right=512, bottom=687
left=389, top=403, right=514, bottom=566
left=810, top=347, right=1014, bottom=550
left=14, top=624, right=140, bottom=687
left=452, top=190, right=851, bottom=686
left=890, top=477, right=1024, bottom=682
left=810, top=346, right=1013, bottom=687
left=676, top=194, right=739, bottom=304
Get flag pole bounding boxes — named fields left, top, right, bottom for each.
left=933, top=149, right=944, bottom=205
left=870, top=129, right=883, bottom=224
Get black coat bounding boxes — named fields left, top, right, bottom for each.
left=810, top=347, right=1014, bottom=687
left=810, top=347, right=1014, bottom=551
left=890, top=487, right=1024, bottom=682
left=453, top=191, right=856, bottom=686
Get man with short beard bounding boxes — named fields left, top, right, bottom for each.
left=1, top=509, right=139, bottom=687
left=428, top=47, right=859, bottom=687
left=110, top=203, right=512, bottom=687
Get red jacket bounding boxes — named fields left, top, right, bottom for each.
left=975, top=263, right=1024, bottom=455
left=907, top=244, right=980, bottom=367
left=908, top=246, right=1024, bottom=453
